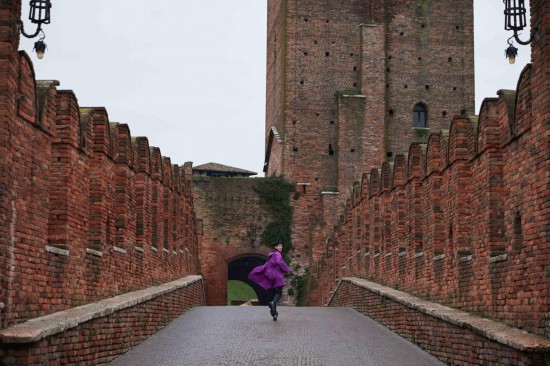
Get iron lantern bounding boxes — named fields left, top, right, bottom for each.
left=20, top=0, right=52, bottom=38
left=504, top=39, right=518, bottom=64
left=19, top=0, right=52, bottom=59
left=33, top=36, right=47, bottom=60
left=503, top=0, right=531, bottom=45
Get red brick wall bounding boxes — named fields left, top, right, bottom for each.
left=0, top=7, right=200, bottom=328
left=265, top=1, right=476, bottom=282
left=384, top=0, right=475, bottom=155
left=266, top=0, right=372, bottom=188
left=0, top=280, right=204, bottom=366
left=192, top=177, right=277, bottom=305
left=265, top=0, right=286, bottom=175
left=314, top=58, right=549, bottom=337
left=330, top=281, right=548, bottom=366
left=265, top=0, right=474, bottom=191
left=289, top=189, right=321, bottom=278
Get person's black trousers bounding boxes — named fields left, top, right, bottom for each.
left=270, top=286, right=283, bottom=309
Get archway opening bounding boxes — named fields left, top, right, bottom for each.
left=227, top=255, right=271, bottom=305
left=227, top=280, right=256, bottom=305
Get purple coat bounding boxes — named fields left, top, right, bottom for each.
left=248, top=250, right=290, bottom=290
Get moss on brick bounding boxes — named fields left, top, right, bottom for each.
left=335, top=88, right=361, bottom=97
left=413, top=127, right=430, bottom=142
left=253, top=177, right=294, bottom=255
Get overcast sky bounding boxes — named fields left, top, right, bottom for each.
left=19, top=1, right=531, bottom=174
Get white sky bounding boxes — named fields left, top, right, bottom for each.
left=19, top=1, right=531, bottom=174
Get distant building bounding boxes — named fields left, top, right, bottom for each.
left=192, top=162, right=257, bottom=177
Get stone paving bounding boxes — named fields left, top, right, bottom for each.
left=109, top=306, right=444, bottom=366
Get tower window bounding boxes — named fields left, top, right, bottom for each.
left=413, top=103, right=428, bottom=128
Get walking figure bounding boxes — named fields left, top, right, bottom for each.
left=248, top=241, right=290, bottom=320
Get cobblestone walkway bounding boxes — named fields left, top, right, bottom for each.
left=109, top=306, right=445, bottom=366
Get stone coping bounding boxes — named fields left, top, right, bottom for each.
left=332, top=277, right=550, bottom=353
left=0, top=275, right=203, bottom=344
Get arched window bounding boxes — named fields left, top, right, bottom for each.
left=413, top=103, right=427, bottom=128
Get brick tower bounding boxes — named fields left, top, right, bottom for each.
left=264, top=0, right=474, bottom=197
left=263, top=1, right=475, bottom=284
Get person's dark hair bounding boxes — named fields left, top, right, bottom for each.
left=272, top=241, right=282, bottom=247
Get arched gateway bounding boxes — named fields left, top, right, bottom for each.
left=191, top=175, right=293, bottom=306
left=228, top=255, right=271, bottom=305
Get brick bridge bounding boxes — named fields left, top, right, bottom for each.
left=0, top=0, right=549, bottom=365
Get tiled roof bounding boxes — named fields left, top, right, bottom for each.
left=193, top=162, right=257, bottom=176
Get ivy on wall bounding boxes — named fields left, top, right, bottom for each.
left=253, top=177, right=294, bottom=255
left=290, top=271, right=310, bottom=306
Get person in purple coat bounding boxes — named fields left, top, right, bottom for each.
left=248, top=241, right=290, bottom=320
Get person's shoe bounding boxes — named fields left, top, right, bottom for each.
left=272, top=310, right=278, bottom=321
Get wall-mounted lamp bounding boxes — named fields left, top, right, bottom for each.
left=504, top=37, right=519, bottom=64
left=33, top=33, right=47, bottom=59
left=19, top=0, right=52, bottom=59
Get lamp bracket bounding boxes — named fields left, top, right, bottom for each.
left=19, top=20, right=42, bottom=39
left=512, top=30, right=531, bottom=45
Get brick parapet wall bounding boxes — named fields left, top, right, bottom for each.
left=0, top=44, right=200, bottom=327
left=314, top=60, right=550, bottom=338
left=0, top=276, right=205, bottom=366
left=329, top=278, right=550, bottom=365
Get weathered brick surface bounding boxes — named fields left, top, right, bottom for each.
left=265, top=0, right=474, bottom=192
left=193, top=177, right=298, bottom=306
left=0, top=0, right=547, bottom=364
left=315, top=46, right=549, bottom=343
left=330, top=279, right=550, bottom=366
left=0, top=3, right=200, bottom=332
left=0, top=279, right=204, bottom=366
left=264, top=0, right=477, bottom=309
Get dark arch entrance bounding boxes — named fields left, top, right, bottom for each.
left=228, top=255, right=271, bottom=305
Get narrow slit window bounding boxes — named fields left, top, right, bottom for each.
left=513, top=211, right=523, bottom=249
left=413, top=103, right=428, bottom=128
